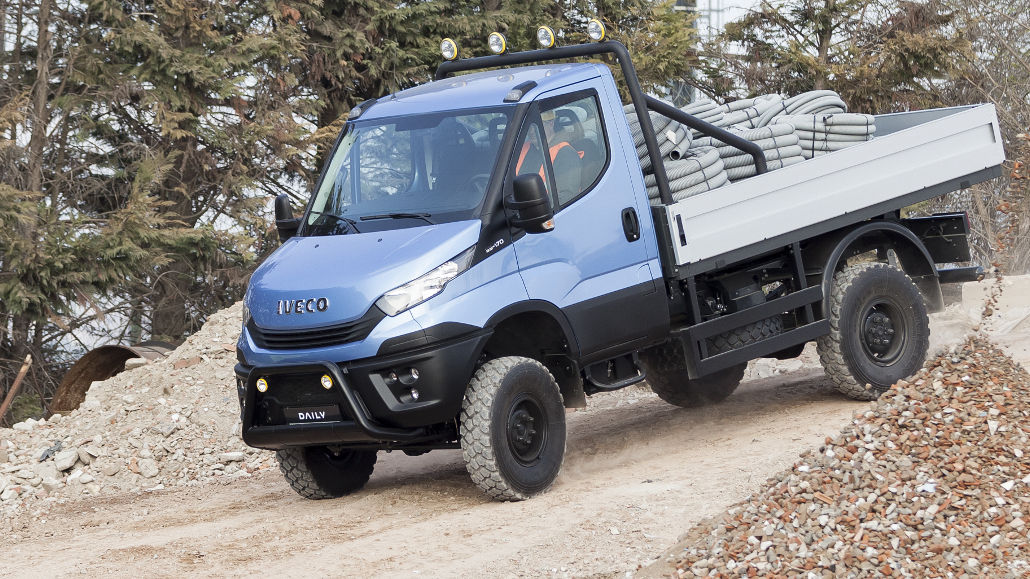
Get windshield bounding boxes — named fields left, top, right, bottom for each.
left=304, top=106, right=514, bottom=236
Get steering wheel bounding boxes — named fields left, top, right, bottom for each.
left=462, top=173, right=491, bottom=195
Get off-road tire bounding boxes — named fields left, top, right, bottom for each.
left=641, top=317, right=782, bottom=407
left=276, top=446, right=377, bottom=500
left=460, top=356, right=566, bottom=501
left=817, top=262, right=930, bottom=400
left=707, top=316, right=783, bottom=354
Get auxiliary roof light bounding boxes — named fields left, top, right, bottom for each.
left=488, top=32, right=507, bottom=54
left=587, top=19, right=606, bottom=42
left=440, top=38, right=459, bottom=61
left=536, top=26, right=556, bottom=48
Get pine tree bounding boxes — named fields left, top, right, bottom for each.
left=698, top=0, right=967, bottom=113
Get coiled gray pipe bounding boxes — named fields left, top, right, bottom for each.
left=773, top=113, right=875, bottom=159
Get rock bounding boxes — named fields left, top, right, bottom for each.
left=77, top=447, right=96, bottom=465
left=138, top=458, right=159, bottom=478
left=154, top=423, right=177, bottom=438
left=218, top=452, right=245, bottom=463
left=54, top=449, right=79, bottom=471
left=31, top=463, right=58, bottom=482
left=124, top=358, right=148, bottom=370
left=11, top=421, right=33, bottom=432
left=78, top=474, right=95, bottom=484
left=99, top=461, right=122, bottom=477
left=1, top=486, right=21, bottom=500
left=81, top=399, right=101, bottom=411
left=0, top=475, right=9, bottom=492
left=0, top=448, right=7, bottom=463
left=41, top=478, right=62, bottom=493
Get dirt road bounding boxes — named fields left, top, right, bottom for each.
left=3, top=367, right=866, bottom=577
left=3, top=279, right=1026, bottom=578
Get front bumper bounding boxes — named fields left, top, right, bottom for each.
left=235, top=330, right=491, bottom=449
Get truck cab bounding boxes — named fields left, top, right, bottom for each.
left=237, top=61, right=670, bottom=500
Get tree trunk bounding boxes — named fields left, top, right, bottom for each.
left=28, top=0, right=53, bottom=194
left=150, top=259, right=192, bottom=342
left=814, top=0, right=835, bottom=90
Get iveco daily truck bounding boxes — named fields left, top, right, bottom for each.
left=234, top=22, right=1004, bottom=501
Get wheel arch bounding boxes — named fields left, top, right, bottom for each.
left=804, top=221, right=944, bottom=314
left=480, top=301, right=586, bottom=408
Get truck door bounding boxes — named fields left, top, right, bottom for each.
left=508, top=85, right=668, bottom=362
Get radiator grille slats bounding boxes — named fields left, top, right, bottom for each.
left=248, top=308, right=385, bottom=350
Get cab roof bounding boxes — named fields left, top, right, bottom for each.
left=359, top=63, right=607, bottom=120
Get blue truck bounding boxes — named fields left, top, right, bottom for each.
left=235, top=26, right=1004, bottom=501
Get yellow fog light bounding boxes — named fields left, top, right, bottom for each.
left=536, top=26, right=556, bottom=48
left=488, top=32, right=507, bottom=54
left=320, top=374, right=333, bottom=390
left=256, top=377, right=269, bottom=393
left=587, top=19, right=606, bottom=42
left=440, top=38, right=459, bottom=61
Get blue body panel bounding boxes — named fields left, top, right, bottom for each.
left=247, top=220, right=481, bottom=328
left=513, top=74, right=655, bottom=305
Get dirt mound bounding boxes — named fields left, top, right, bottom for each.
left=668, top=336, right=1030, bottom=576
left=0, top=303, right=274, bottom=517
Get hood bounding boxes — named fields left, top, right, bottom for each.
left=247, top=220, right=481, bottom=329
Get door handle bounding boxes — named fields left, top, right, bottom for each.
left=621, top=207, right=640, bottom=242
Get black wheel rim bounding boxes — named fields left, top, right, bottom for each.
left=506, top=393, right=547, bottom=465
left=860, top=299, right=907, bottom=366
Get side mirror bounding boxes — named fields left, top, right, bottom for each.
left=274, top=194, right=301, bottom=243
left=505, top=174, right=554, bottom=234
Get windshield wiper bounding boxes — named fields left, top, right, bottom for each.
left=359, top=212, right=434, bottom=224
left=308, top=211, right=360, bottom=233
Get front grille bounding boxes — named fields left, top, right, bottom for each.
left=248, top=307, right=385, bottom=350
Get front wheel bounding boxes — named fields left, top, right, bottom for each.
left=460, top=356, right=566, bottom=501
left=817, top=262, right=930, bottom=400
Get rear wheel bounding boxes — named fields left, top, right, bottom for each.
left=460, top=356, right=566, bottom=501
left=641, top=317, right=782, bottom=407
left=276, top=446, right=377, bottom=500
left=817, top=262, right=930, bottom=400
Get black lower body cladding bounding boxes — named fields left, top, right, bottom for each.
left=236, top=329, right=491, bottom=449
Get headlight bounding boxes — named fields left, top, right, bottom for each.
left=242, top=301, right=252, bottom=326
left=375, top=247, right=475, bottom=316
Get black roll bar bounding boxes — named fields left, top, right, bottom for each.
left=643, top=97, right=768, bottom=177
left=434, top=41, right=768, bottom=205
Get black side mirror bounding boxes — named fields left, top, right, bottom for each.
left=274, top=194, right=301, bottom=243
left=505, top=174, right=554, bottom=234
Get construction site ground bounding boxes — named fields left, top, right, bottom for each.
left=1, top=277, right=1027, bottom=578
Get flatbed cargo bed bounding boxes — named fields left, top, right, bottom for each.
left=660, top=104, right=1005, bottom=275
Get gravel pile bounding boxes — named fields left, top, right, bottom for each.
left=0, top=302, right=273, bottom=519
left=671, top=335, right=1030, bottom=577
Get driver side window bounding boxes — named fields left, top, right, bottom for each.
left=512, top=92, right=609, bottom=210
